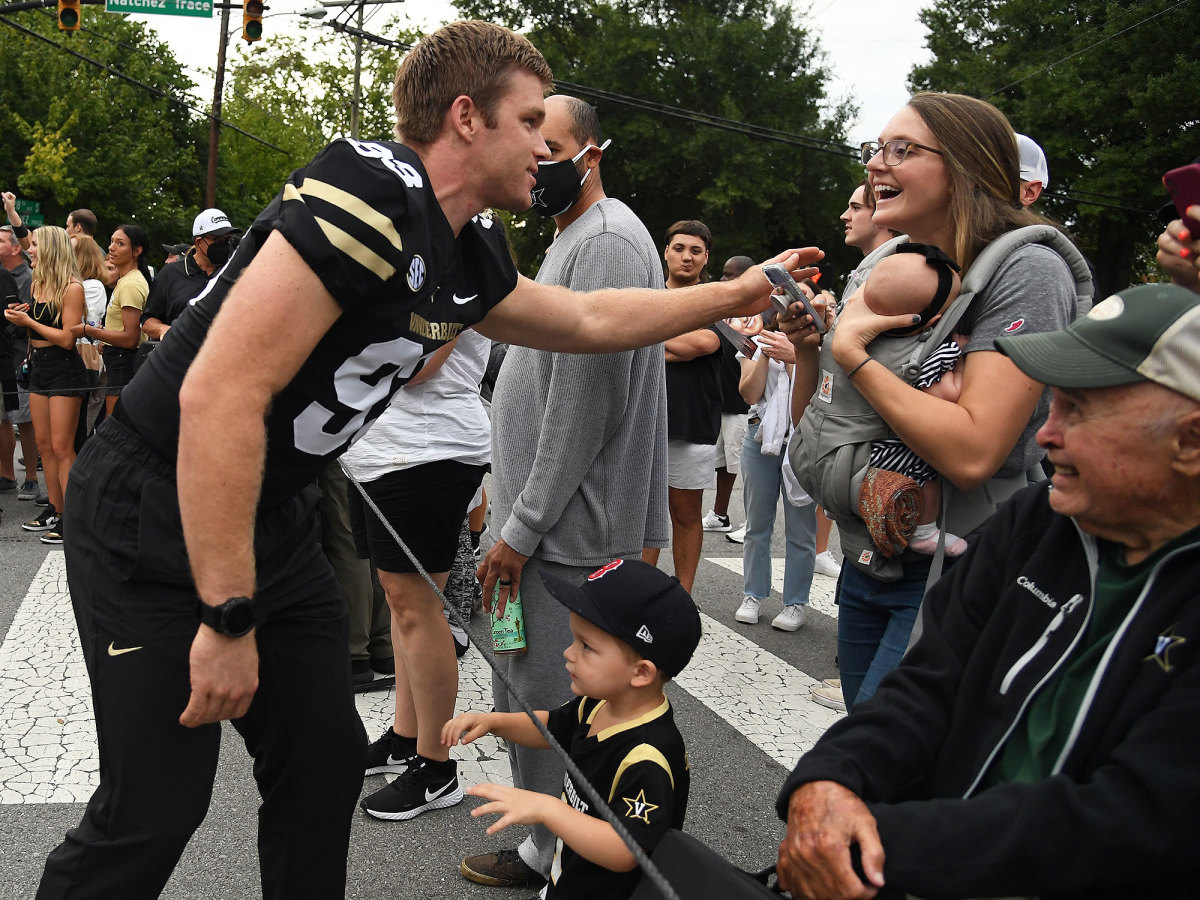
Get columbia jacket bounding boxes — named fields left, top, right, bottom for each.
left=778, top=481, right=1200, bottom=899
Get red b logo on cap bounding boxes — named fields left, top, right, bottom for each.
left=588, top=560, right=624, bottom=581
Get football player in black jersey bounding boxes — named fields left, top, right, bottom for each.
left=40, top=20, right=821, bottom=900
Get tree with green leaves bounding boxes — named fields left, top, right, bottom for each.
left=453, top=0, right=861, bottom=277
left=909, top=0, right=1199, bottom=295
left=0, top=8, right=204, bottom=255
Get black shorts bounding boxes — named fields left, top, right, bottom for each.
left=104, top=346, right=138, bottom=394
left=346, top=459, right=486, bottom=575
left=28, top=344, right=89, bottom=398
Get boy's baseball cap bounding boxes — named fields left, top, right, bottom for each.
left=540, top=559, right=702, bottom=678
left=192, top=208, right=238, bottom=238
left=996, top=283, right=1200, bottom=402
left=161, top=242, right=191, bottom=255
left=1016, top=133, right=1050, bottom=188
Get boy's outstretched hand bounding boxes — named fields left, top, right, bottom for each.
left=467, top=783, right=554, bottom=835
left=441, top=712, right=493, bottom=747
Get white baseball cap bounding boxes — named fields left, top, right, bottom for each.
left=1016, top=134, right=1049, bottom=189
left=192, top=208, right=238, bottom=238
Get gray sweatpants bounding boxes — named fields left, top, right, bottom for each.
left=491, top=557, right=587, bottom=875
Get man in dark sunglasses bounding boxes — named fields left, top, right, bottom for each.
left=142, top=208, right=241, bottom=341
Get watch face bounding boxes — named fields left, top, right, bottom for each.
left=222, top=598, right=255, bottom=636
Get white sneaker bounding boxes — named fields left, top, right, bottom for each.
left=771, top=604, right=807, bottom=632
left=811, top=684, right=846, bottom=711
left=734, top=596, right=761, bottom=624
left=725, top=524, right=746, bottom=544
left=822, top=677, right=841, bottom=689
left=813, top=550, right=842, bottom=578
left=701, top=510, right=732, bottom=532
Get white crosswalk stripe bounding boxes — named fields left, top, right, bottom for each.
left=0, top=553, right=841, bottom=804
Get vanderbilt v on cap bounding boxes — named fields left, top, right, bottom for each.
left=996, top=283, right=1200, bottom=403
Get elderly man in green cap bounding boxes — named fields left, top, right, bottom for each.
left=774, top=282, right=1200, bottom=900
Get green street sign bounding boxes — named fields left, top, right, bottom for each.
left=13, top=199, right=39, bottom=215
left=106, top=0, right=212, bottom=17
left=24, top=213, right=44, bottom=228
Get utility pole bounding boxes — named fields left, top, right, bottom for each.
left=205, top=1, right=231, bottom=208
left=349, top=0, right=363, bottom=138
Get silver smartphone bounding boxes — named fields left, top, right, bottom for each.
left=761, top=263, right=826, bottom=334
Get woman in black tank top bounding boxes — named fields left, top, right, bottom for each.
left=3, top=225, right=86, bottom=542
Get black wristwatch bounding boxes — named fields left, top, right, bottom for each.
left=196, top=595, right=256, bottom=637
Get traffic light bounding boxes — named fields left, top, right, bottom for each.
left=242, top=0, right=264, bottom=43
left=57, top=0, right=80, bottom=31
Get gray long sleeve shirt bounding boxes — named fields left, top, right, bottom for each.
left=490, top=198, right=669, bottom=565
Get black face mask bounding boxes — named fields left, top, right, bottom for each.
left=203, top=236, right=235, bottom=268
left=529, top=139, right=611, bottom=218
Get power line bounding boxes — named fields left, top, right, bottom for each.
left=0, top=13, right=289, bottom=153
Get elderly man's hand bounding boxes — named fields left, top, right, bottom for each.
left=476, top=537, right=530, bottom=617
left=777, top=781, right=886, bottom=900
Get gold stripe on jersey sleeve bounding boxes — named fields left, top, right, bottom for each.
left=282, top=182, right=398, bottom=280
left=609, top=743, right=673, bottom=803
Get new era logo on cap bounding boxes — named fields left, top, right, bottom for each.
left=636, top=625, right=654, bottom=644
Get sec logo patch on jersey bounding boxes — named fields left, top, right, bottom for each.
left=407, top=256, right=426, bottom=292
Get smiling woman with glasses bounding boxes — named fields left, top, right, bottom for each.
left=780, top=92, right=1089, bottom=719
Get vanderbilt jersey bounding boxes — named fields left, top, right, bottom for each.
left=118, top=138, right=517, bottom=506
left=544, top=695, right=689, bottom=900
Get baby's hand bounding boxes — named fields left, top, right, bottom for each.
left=441, top=712, right=491, bottom=747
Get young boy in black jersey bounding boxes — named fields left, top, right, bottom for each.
left=442, top=559, right=702, bottom=900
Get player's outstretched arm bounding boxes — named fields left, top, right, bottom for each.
left=475, top=248, right=823, bottom=355
left=467, top=783, right=637, bottom=873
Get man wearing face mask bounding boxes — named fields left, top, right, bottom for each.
left=141, top=208, right=240, bottom=341
left=468, top=94, right=669, bottom=890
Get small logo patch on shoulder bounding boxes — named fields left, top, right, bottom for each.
left=1003, top=318, right=1025, bottom=333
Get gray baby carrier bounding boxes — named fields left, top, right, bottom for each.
left=787, top=225, right=1093, bottom=581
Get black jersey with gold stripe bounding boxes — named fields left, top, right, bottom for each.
left=118, top=139, right=517, bottom=506
left=544, top=695, right=689, bottom=900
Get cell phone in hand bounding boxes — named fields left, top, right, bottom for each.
left=1163, top=163, right=1200, bottom=234
left=761, top=263, right=826, bottom=334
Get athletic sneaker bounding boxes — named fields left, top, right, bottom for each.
left=17, top=480, right=38, bottom=501
left=35, top=492, right=49, bottom=507
left=771, top=604, right=807, bottom=632
left=813, top=550, right=842, bottom=578
left=822, top=677, right=841, bottom=689
left=0, top=476, right=15, bottom=492
left=725, top=524, right=746, bottom=544
left=360, top=757, right=462, bottom=820
left=364, top=727, right=418, bottom=776
left=40, top=524, right=64, bottom=546
left=22, top=507, right=59, bottom=532
left=460, top=848, right=547, bottom=888
left=701, top=509, right=732, bottom=532
left=811, top=684, right=847, bottom=712
left=734, top=596, right=761, bottom=624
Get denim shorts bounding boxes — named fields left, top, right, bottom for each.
left=103, top=346, right=138, bottom=395
left=28, top=344, right=89, bottom=398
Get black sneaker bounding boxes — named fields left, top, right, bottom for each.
left=365, top=727, right=417, bottom=776
left=35, top=492, right=50, bottom=507
left=40, top=523, right=64, bottom=545
left=360, top=758, right=462, bottom=821
left=460, top=848, right=547, bottom=888
left=0, top=476, right=15, bottom=492
left=22, top=507, right=59, bottom=532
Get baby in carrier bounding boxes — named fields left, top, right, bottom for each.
left=856, top=243, right=970, bottom=558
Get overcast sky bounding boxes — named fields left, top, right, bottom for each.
left=135, top=0, right=931, bottom=149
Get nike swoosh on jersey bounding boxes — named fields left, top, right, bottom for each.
left=107, top=642, right=143, bottom=656
left=451, top=294, right=478, bottom=305
left=425, top=782, right=454, bottom=802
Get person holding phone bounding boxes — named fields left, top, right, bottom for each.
left=1158, top=160, right=1200, bottom=293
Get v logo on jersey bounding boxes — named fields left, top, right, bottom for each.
left=452, top=293, right=478, bottom=305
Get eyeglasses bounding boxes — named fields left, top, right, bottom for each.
left=860, top=139, right=945, bottom=167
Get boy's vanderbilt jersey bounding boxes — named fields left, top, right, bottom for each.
left=118, top=139, right=517, bottom=506
left=544, top=695, right=689, bottom=900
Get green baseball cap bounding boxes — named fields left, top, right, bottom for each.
left=996, top=283, right=1200, bottom=403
